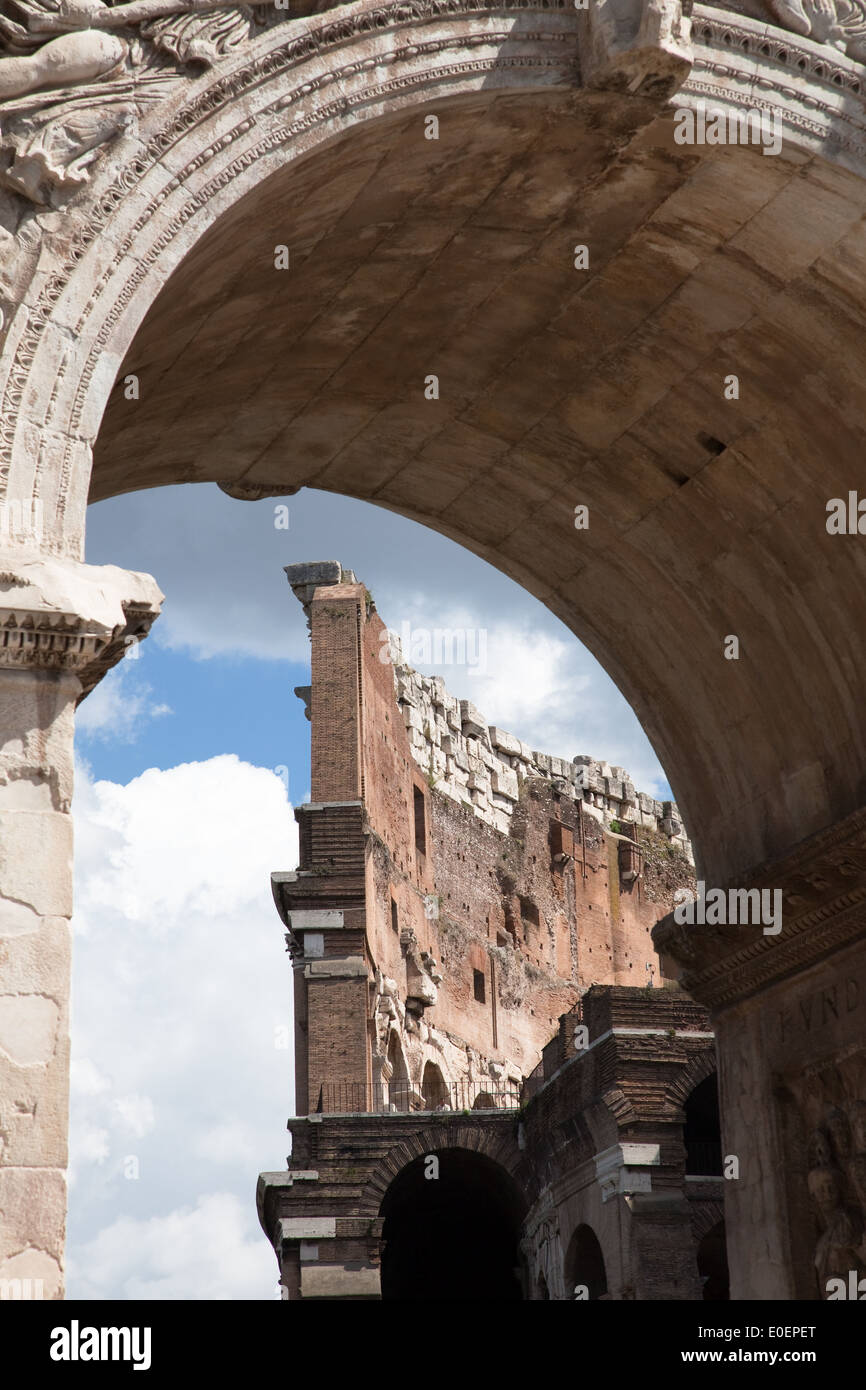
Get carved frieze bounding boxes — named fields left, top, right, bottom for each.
left=654, top=804, right=866, bottom=1010
left=0, top=0, right=270, bottom=204
left=767, top=0, right=866, bottom=62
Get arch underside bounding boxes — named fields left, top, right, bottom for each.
left=8, top=2, right=866, bottom=885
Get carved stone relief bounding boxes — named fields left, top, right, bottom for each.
left=0, top=0, right=270, bottom=204
left=778, top=1049, right=866, bottom=1298
left=767, top=0, right=866, bottom=61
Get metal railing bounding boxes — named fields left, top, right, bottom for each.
left=314, top=1077, right=522, bottom=1114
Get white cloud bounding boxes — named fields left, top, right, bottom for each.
left=67, top=755, right=297, bottom=1299
left=75, top=659, right=173, bottom=744
left=83, top=487, right=672, bottom=797
left=113, top=1094, right=156, bottom=1139
left=74, top=1127, right=111, bottom=1169
left=71, top=1059, right=112, bottom=1098
left=66, top=1194, right=279, bottom=1302
left=378, top=596, right=670, bottom=798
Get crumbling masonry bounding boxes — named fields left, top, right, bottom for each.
left=258, top=563, right=724, bottom=1300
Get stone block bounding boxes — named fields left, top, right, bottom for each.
left=300, top=1265, right=380, bottom=1299
left=489, top=726, right=521, bottom=757
left=403, top=704, right=423, bottom=732
left=0, top=811, right=73, bottom=919
left=491, top=767, right=519, bottom=801
left=460, top=701, right=487, bottom=739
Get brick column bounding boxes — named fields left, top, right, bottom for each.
left=273, top=568, right=372, bottom=1116
left=308, top=582, right=365, bottom=804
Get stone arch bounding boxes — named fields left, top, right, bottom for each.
left=563, top=1221, right=608, bottom=1300
left=691, top=1199, right=725, bottom=1241
left=385, top=1028, right=411, bottom=1110
left=666, top=1049, right=719, bottom=1113
left=421, top=1060, right=450, bottom=1109
left=6, top=0, right=866, bottom=1304
left=357, top=1122, right=524, bottom=1218
left=2, top=4, right=866, bottom=892
left=0, top=0, right=587, bottom=556
left=378, top=1142, right=527, bottom=1299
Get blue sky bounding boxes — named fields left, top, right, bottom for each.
left=66, top=482, right=672, bottom=1299
left=79, top=482, right=673, bottom=799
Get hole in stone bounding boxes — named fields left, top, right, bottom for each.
left=697, top=432, right=726, bottom=455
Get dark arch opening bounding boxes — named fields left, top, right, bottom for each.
left=684, top=1074, right=723, bottom=1176
left=421, top=1061, right=449, bottom=1110
left=564, top=1223, right=607, bottom=1300
left=697, top=1220, right=730, bottom=1302
left=380, top=1148, right=525, bottom=1300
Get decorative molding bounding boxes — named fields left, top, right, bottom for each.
left=683, top=5, right=866, bottom=170
left=5, top=0, right=866, bottom=553
left=0, top=0, right=579, bottom=503
left=655, top=802, right=866, bottom=1010
left=693, top=4, right=864, bottom=91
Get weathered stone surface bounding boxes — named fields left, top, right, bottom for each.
left=0, top=1167, right=65, bottom=1299
left=4, top=0, right=866, bottom=1302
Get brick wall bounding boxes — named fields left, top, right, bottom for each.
left=275, top=565, right=696, bottom=1116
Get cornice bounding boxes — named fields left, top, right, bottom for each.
left=654, top=802, right=866, bottom=1011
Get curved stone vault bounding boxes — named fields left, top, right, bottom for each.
left=3, top=0, right=866, bottom=1301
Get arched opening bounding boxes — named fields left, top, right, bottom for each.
left=684, top=1074, right=723, bottom=1176
left=421, top=1062, right=450, bottom=1111
left=564, top=1223, right=607, bottom=1300
left=386, top=1032, right=410, bottom=1112
left=697, top=1220, right=730, bottom=1302
left=380, top=1149, right=525, bottom=1300
left=9, top=2, right=866, bottom=1306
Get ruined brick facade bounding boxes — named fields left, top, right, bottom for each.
left=261, top=562, right=722, bottom=1299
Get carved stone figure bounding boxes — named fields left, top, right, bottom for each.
left=0, top=0, right=261, bottom=202
left=0, top=0, right=258, bottom=99
left=768, top=0, right=866, bottom=62
left=808, top=1164, right=865, bottom=1297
